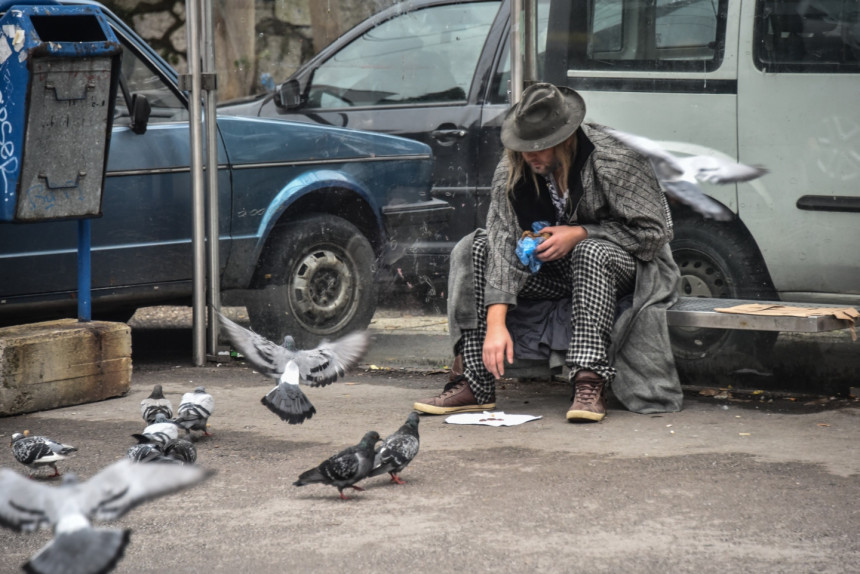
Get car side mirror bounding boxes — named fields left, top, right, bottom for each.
left=130, top=93, right=151, bottom=135
left=276, top=79, right=303, bottom=109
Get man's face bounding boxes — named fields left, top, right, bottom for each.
left=521, top=147, right=559, bottom=176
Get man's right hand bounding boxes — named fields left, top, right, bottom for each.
left=483, top=304, right=514, bottom=379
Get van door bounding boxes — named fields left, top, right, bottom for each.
left=736, top=0, right=860, bottom=301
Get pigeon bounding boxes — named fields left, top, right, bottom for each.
left=172, top=386, right=214, bottom=437
left=131, top=413, right=181, bottom=446
left=368, top=412, right=420, bottom=485
left=162, top=439, right=197, bottom=465
left=293, top=430, right=381, bottom=500
left=0, top=459, right=213, bottom=574
left=604, top=127, right=768, bottom=221
left=140, top=384, right=173, bottom=425
left=10, top=432, right=78, bottom=478
left=261, top=360, right=317, bottom=424
left=126, top=443, right=167, bottom=464
left=217, top=311, right=369, bottom=424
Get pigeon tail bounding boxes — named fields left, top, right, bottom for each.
left=24, top=527, right=131, bottom=574
left=261, top=382, right=316, bottom=424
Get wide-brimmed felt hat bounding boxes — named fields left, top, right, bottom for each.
left=501, top=83, right=586, bottom=152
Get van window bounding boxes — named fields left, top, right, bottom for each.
left=576, top=0, right=728, bottom=71
left=755, top=0, right=860, bottom=72
left=307, top=2, right=500, bottom=108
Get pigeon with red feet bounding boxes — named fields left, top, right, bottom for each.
left=293, top=431, right=380, bottom=500
left=369, top=412, right=420, bottom=485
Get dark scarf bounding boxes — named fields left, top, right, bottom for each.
left=508, top=129, right=594, bottom=232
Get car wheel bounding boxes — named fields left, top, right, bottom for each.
left=246, top=214, right=377, bottom=348
left=669, top=217, right=778, bottom=373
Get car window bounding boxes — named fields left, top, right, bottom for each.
left=490, top=0, right=552, bottom=103
left=307, top=1, right=500, bottom=108
left=582, top=0, right=728, bottom=71
left=115, top=39, right=188, bottom=123
left=754, top=0, right=860, bottom=72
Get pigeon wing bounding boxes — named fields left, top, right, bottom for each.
left=217, top=312, right=291, bottom=377
left=685, top=155, right=769, bottom=184
left=78, top=459, right=213, bottom=522
left=0, top=468, right=55, bottom=532
left=294, top=330, right=370, bottom=387
left=660, top=179, right=734, bottom=221
left=604, top=128, right=685, bottom=180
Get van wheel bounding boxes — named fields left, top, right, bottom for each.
left=246, top=214, right=377, bottom=348
left=669, top=217, right=778, bottom=376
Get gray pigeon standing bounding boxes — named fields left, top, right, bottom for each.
left=0, top=459, right=213, bottom=574
left=140, top=384, right=173, bottom=425
left=217, top=311, right=369, bottom=424
left=293, top=431, right=381, bottom=500
left=126, top=443, right=167, bottom=463
left=10, top=432, right=78, bottom=478
left=162, top=438, right=198, bottom=464
left=368, top=412, right=420, bottom=485
left=131, top=413, right=181, bottom=446
left=172, top=386, right=215, bottom=437
left=604, top=127, right=768, bottom=221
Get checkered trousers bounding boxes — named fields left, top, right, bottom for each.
left=458, top=233, right=637, bottom=404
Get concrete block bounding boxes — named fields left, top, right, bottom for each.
left=0, top=319, right=131, bottom=416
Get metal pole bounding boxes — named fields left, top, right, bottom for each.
left=510, top=0, right=523, bottom=103
left=186, top=0, right=207, bottom=366
left=523, top=0, right=538, bottom=84
left=77, top=219, right=91, bottom=322
left=202, top=0, right=220, bottom=356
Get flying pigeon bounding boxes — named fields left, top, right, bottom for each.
left=172, top=386, right=214, bottom=437
left=368, top=412, right=420, bottom=485
left=132, top=413, right=181, bottom=446
left=261, top=360, right=317, bottom=424
left=140, top=384, right=173, bottom=425
left=293, top=430, right=381, bottom=500
left=217, top=311, right=369, bottom=424
left=605, top=127, right=768, bottom=221
left=0, top=459, right=213, bottom=574
left=10, top=432, right=78, bottom=478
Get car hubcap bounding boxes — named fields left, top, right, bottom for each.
left=290, top=248, right=356, bottom=330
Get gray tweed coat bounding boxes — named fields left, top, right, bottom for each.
left=448, top=123, right=683, bottom=414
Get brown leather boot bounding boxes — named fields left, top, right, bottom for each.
left=413, top=375, right=494, bottom=415
left=566, top=370, right=606, bottom=422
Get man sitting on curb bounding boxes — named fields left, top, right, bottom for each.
left=414, top=83, right=684, bottom=422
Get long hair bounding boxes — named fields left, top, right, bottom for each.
left=505, top=131, right=579, bottom=198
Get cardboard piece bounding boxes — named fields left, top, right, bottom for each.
left=714, top=304, right=858, bottom=340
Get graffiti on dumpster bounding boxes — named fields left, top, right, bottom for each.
left=0, top=91, right=18, bottom=200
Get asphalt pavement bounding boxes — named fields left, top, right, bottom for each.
left=0, top=305, right=858, bottom=573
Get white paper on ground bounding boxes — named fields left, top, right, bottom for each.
left=445, top=411, right=542, bottom=427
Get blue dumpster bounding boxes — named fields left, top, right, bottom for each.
left=0, top=4, right=120, bottom=222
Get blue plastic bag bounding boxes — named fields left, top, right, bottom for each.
left=515, top=221, right=550, bottom=274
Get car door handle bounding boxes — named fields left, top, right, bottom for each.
left=431, top=128, right=467, bottom=139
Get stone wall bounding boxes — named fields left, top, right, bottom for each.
left=101, top=0, right=399, bottom=101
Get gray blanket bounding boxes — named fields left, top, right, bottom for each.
left=447, top=229, right=683, bottom=414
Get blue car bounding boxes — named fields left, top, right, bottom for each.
left=0, top=0, right=446, bottom=345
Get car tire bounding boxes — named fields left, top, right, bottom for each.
left=669, top=216, right=778, bottom=375
left=246, top=213, right=377, bottom=348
